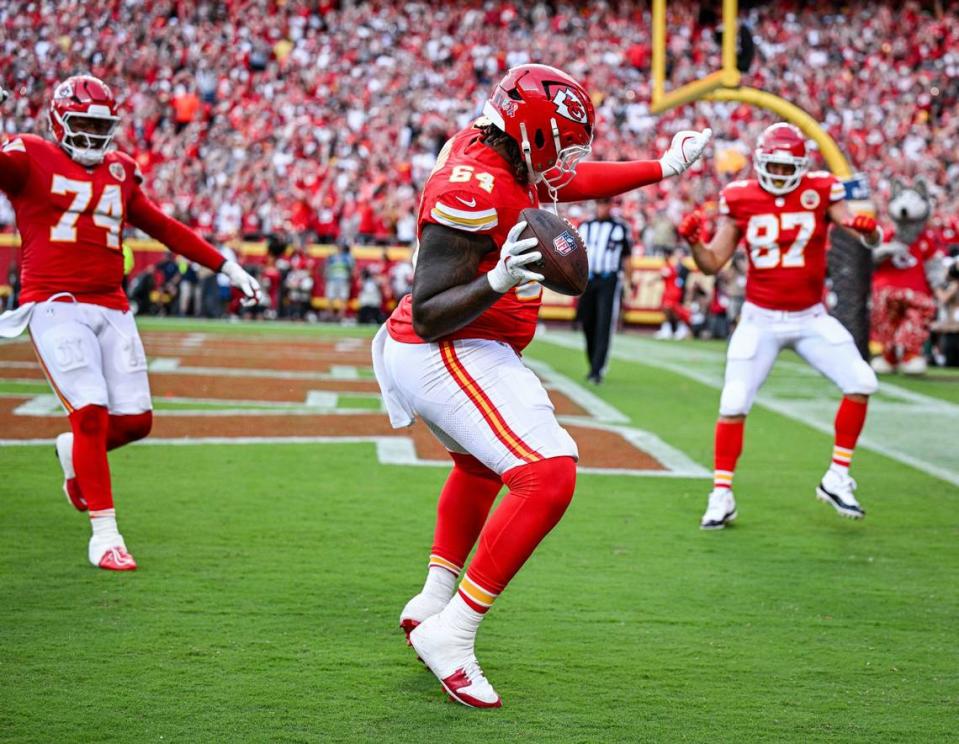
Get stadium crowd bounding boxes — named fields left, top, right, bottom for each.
left=1, top=0, right=957, bottom=334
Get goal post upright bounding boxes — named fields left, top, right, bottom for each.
left=650, top=0, right=853, bottom=179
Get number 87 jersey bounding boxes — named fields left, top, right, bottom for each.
left=720, top=171, right=846, bottom=312
left=1, top=133, right=152, bottom=310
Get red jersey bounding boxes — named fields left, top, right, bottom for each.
left=720, top=171, right=846, bottom=311
left=0, top=134, right=225, bottom=310
left=387, top=123, right=541, bottom=351
left=872, top=229, right=942, bottom=296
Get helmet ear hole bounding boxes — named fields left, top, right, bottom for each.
left=534, top=129, right=545, bottom=148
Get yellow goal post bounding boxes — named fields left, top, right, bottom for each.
left=650, top=0, right=856, bottom=182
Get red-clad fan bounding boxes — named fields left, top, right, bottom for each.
left=0, top=77, right=261, bottom=571
left=375, top=63, right=711, bottom=708
left=679, top=122, right=882, bottom=530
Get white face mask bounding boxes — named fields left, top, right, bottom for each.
left=755, top=150, right=808, bottom=195
left=52, top=110, right=120, bottom=166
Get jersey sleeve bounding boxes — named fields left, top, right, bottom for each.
left=422, top=186, right=499, bottom=235
left=127, top=184, right=226, bottom=271
left=0, top=136, right=31, bottom=195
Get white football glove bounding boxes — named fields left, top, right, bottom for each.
left=486, top=220, right=544, bottom=294
left=659, top=128, right=712, bottom=178
left=0, top=86, right=9, bottom=104
left=221, top=259, right=262, bottom=306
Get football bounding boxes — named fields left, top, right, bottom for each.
left=518, top=207, right=589, bottom=296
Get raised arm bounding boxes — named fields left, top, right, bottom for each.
left=541, top=129, right=712, bottom=203
left=411, top=221, right=540, bottom=341
left=0, top=89, right=30, bottom=196
left=678, top=213, right=741, bottom=276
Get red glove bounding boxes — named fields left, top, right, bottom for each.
left=678, top=211, right=704, bottom=243
left=843, top=213, right=877, bottom=235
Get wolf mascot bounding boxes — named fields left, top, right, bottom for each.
left=870, top=179, right=945, bottom=374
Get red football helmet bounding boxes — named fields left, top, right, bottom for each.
left=48, top=75, right=120, bottom=166
left=754, top=123, right=808, bottom=195
left=482, top=64, right=594, bottom=194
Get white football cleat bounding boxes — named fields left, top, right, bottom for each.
left=653, top=322, right=673, bottom=340
left=55, top=432, right=87, bottom=511
left=89, top=534, right=137, bottom=571
left=899, top=354, right=927, bottom=375
left=409, top=614, right=501, bottom=708
left=816, top=469, right=865, bottom=519
left=870, top=355, right=895, bottom=374
left=673, top=322, right=690, bottom=340
left=399, top=591, right=449, bottom=644
left=700, top=488, right=737, bottom=530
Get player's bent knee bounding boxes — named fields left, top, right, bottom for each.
left=719, top=380, right=754, bottom=417
left=70, top=404, right=109, bottom=437
left=843, top=362, right=879, bottom=396
left=503, top=456, right=577, bottom=518
left=125, top=411, right=153, bottom=443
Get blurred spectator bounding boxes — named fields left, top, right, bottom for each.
left=324, top=243, right=355, bottom=321
left=357, top=268, right=384, bottom=324
left=1, top=0, right=955, bottom=251
left=389, top=256, right=415, bottom=302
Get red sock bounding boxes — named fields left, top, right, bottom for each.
left=459, top=456, right=576, bottom=612
left=713, top=419, right=744, bottom=490
left=832, top=396, right=868, bottom=473
left=429, top=453, right=502, bottom=575
left=69, top=405, right=112, bottom=512
left=107, top=411, right=153, bottom=451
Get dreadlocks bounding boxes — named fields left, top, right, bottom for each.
left=477, top=123, right=530, bottom=185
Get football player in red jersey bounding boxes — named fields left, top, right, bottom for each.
left=0, top=76, right=261, bottom=570
left=373, top=64, right=711, bottom=707
left=678, top=123, right=881, bottom=529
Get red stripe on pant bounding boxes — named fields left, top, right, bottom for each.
left=438, top=341, right=542, bottom=464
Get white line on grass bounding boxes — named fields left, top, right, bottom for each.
left=539, top=329, right=959, bottom=487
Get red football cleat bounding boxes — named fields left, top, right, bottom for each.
left=96, top=546, right=137, bottom=571
left=400, top=618, right=419, bottom=645
left=55, top=433, right=87, bottom=511
left=63, top=478, right=88, bottom=512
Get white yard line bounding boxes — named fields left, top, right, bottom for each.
left=539, top=329, right=959, bottom=487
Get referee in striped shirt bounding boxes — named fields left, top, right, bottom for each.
left=577, top=198, right=632, bottom=384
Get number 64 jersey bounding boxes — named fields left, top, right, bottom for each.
left=1, top=133, right=170, bottom=311
left=720, top=171, right=846, bottom=311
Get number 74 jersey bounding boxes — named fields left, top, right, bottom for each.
left=0, top=133, right=146, bottom=310
left=720, top=171, right=846, bottom=311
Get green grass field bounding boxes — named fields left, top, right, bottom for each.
left=1, top=320, right=957, bottom=743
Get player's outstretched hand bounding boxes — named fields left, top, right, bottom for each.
left=486, top=220, right=544, bottom=294
left=842, top=213, right=877, bottom=235
left=660, top=128, right=712, bottom=178
left=678, top=211, right=704, bottom=244
left=221, top=259, right=262, bottom=306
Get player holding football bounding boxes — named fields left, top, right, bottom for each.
left=0, top=77, right=261, bottom=570
left=677, top=123, right=881, bottom=529
left=373, top=64, right=711, bottom=707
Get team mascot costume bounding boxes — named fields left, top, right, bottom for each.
left=870, top=179, right=945, bottom=375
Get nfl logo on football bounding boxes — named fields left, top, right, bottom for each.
left=552, top=230, right=578, bottom=256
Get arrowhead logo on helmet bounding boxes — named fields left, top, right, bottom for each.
left=551, top=88, right=588, bottom=124
left=481, top=64, right=594, bottom=199
left=48, top=75, right=121, bottom=167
